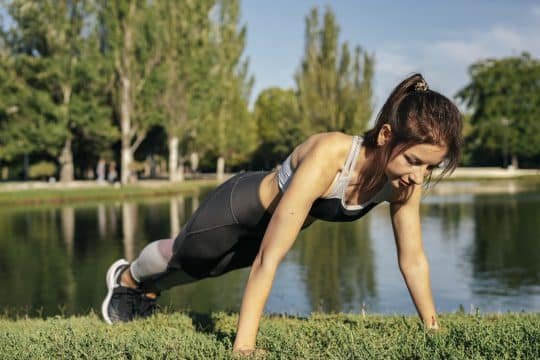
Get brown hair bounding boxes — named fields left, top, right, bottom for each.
left=360, top=73, right=463, bottom=195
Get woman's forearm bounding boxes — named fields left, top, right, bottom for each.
left=399, top=256, right=438, bottom=327
left=233, top=259, right=277, bottom=351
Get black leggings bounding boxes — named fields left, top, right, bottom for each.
left=139, top=171, right=272, bottom=293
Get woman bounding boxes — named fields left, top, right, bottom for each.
left=101, top=73, right=463, bottom=354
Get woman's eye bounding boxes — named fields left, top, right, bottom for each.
left=405, top=156, right=419, bottom=165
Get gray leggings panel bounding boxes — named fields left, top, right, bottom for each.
left=130, top=239, right=173, bottom=283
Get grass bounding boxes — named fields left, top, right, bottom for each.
left=1, top=311, right=538, bottom=359
left=1, top=173, right=539, bottom=207
left=0, top=179, right=219, bottom=207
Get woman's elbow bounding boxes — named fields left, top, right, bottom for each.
left=252, top=250, right=282, bottom=274
left=399, top=253, right=429, bottom=274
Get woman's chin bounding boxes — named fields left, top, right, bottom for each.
left=390, top=179, right=402, bottom=189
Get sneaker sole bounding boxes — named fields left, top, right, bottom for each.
left=101, top=258, right=129, bottom=325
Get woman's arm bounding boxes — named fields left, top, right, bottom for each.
left=389, top=186, right=439, bottom=329
left=233, top=134, right=341, bottom=353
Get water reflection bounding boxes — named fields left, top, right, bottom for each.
left=169, top=196, right=184, bottom=238
left=472, top=193, right=540, bottom=288
left=122, top=202, right=138, bottom=261
left=61, top=206, right=75, bottom=256
left=292, top=220, right=375, bottom=312
left=0, top=185, right=539, bottom=318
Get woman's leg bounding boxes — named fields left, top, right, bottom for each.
left=129, top=239, right=173, bottom=283
left=103, top=171, right=271, bottom=323
left=137, top=171, right=272, bottom=292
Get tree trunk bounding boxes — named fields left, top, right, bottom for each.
left=511, top=154, right=519, bottom=169
left=59, top=137, right=74, bottom=182
left=59, top=84, right=74, bottom=182
left=216, top=156, right=225, bottom=181
left=190, top=152, right=199, bottom=173
left=120, top=73, right=133, bottom=184
left=119, top=5, right=134, bottom=185
left=168, top=136, right=184, bottom=182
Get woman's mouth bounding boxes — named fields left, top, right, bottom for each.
left=399, top=179, right=410, bottom=187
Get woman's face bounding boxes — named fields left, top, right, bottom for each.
left=385, top=143, right=448, bottom=189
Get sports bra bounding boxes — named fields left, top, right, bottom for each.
left=277, top=135, right=392, bottom=222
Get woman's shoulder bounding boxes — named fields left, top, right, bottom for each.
left=292, top=131, right=353, bottom=166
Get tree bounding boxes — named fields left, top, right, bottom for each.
left=456, top=53, right=540, bottom=168
left=295, top=7, right=374, bottom=135
left=0, top=54, right=53, bottom=162
left=99, top=0, right=163, bottom=184
left=252, top=87, right=302, bottom=169
left=3, top=0, right=116, bottom=181
left=195, top=0, right=256, bottom=179
left=154, top=0, right=215, bottom=182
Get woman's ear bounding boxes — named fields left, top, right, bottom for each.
left=377, top=124, right=392, bottom=146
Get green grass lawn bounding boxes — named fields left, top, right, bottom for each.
left=1, top=311, right=538, bottom=359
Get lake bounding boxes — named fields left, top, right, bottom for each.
left=1, top=180, right=539, bottom=318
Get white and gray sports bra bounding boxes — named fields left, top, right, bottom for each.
left=277, top=135, right=392, bottom=222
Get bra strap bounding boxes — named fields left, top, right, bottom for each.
left=343, top=136, right=361, bottom=175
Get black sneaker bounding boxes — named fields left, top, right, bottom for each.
left=138, top=293, right=159, bottom=318
left=102, top=259, right=131, bottom=324
left=101, top=259, right=160, bottom=324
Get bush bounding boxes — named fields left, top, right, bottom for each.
left=28, top=161, right=57, bottom=180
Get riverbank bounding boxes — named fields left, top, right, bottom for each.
left=0, top=177, right=222, bottom=206
left=1, top=312, right=537, bottom=359
left=0, top=167, right=539, bottom=206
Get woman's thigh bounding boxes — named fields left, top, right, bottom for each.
left=168, top=171, right=272, bottom=278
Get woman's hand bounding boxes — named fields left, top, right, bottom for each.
left=234, top=134, right=340, bottom=350
left=232, top=348, right=267, bottom=358
left=425, top=315, right=440, bottom=330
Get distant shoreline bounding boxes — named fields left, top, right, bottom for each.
left=0, top=168, right=539, bottom=206
left=433, top=166, right=540, bottom=179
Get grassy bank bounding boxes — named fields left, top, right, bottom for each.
left=0, top=179, right=220, bottom=206
left=1, top=312, right=538, bottom=359
left=1, top=170, right=539, bottom=207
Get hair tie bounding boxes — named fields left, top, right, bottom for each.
left=414, top=80, right=429, bottom=92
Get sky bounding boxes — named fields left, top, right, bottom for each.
left=240, top=0, right=540, bottom=114
left=1, top=1, right=538, bottom=115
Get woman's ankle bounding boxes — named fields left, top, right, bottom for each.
left=119, top=267, right=139, bottom=289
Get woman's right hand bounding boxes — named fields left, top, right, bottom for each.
left=233, top=348, right=267, bottom=358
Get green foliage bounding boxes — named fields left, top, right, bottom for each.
left=0, top=54, right=61, bottom=160
left=295, top=7, right=374, bottom=135
left=98, top=0, right=167, bottom=182
left=253, top=88, right=303, bottom=168
left=196, top=0, right=257, bottom=169
left=0, top=0, right=117, bottom=179
left=457, top=53, right=540, bottom=166
left=0, top=312, right=538, bottom=359
left=153, top=0, right=214, bottom=138
left=27, top=161, right=57, bottom=180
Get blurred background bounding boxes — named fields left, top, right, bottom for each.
left=0, top=0, right=539, bottom=182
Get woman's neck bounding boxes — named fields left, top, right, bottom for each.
left=353, top=146, right=387, bottom=192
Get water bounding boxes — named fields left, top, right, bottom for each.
left=1, top=182, right=539, bottom=317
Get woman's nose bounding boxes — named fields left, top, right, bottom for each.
left=410, top=166, right=426, bottom=185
